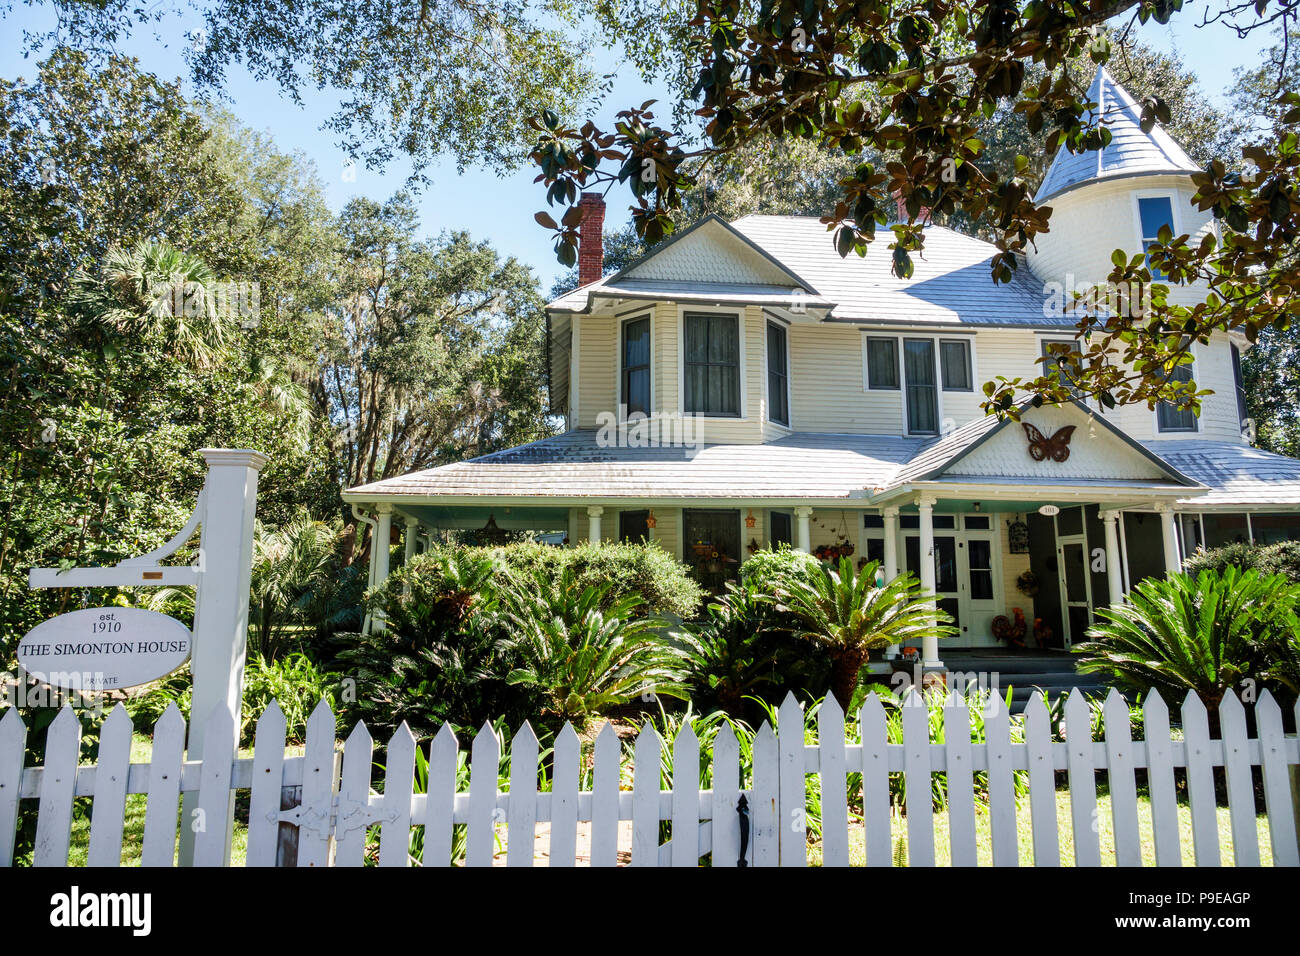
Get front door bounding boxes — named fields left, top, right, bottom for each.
left=906, top=534, right=960, bottom=633
left=1056, top=536, right=1093, bottom=649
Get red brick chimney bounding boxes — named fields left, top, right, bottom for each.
left=578, top=192, right=605, bottom=286
left=892, top=188, right=931, bottom=224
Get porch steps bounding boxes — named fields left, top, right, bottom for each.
left=937, top=650, right=1112, bottom=715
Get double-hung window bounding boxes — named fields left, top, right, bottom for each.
left=1156, top=351, right=1198, bottom=432
left=865, top=337, right=899, bottom=389
left=684, top=312, right=740, bottom=416
left=939, top=339, right=972, bottom=391
left=903, top=338, right=938, bottom=435
left=766, top=321, right=789, bottom=426
left=1137, top=196, right=1175, bottom=279
left=621, top=316, right=651, bottom=417
left=1041, top=338, right=1083, bottom=398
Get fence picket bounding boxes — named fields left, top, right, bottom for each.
left=1256, top=691, right=1299, bottom=867
left=1024, top=692, right=1060, bottom=867
left=466, top=722, right=500, bottom=868
left=983, top=691, right=1018, bottom=867
left=379, top=723, right=417, bottom=867
left=0, top=708, right=27, bottom=867
left=777, top=693, right=806, bottom=867
left=87, top=704, right=133, bottom=867
left=244, top=701, right=287, bottom=868
left=631, top=723, right=661, bottom=867
left=422, top=724, right=458, bottom=867
left=193, top=704, right=237, bottom=867
left=506, top=722, right=539, bottom=868
left=1064, top=690, right=1100, bottom=867
left=902, top=690, right=935, bottom=867
left=859, top=694, right=892, bottom=867
left=1141, top=692, right=1181, bottom=867
left=33, top=706, right=80, bottom=867
left=944, top=694, right=977, bottom=867
left=334, top=722, right=373, bottom=867
left=818, top=697, right=849, bottom=867
left=1180, top=692, right=1220, bottom=866
left=549, top=723, right=580, bottom=867
left=1103, top=689, right=1141, bottom=867
left=297, top=700, right=339, bottom=868
left=750, top=721, right=779, bottom=867
left=1218, top=692, right=1260, bottom=867
left=670, top=723, right=700, bottom=866
left=590, top=723, right=620, bottom=868
left=711, top=724, right=740, bottom=867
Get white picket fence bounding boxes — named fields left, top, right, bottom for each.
left=2, top=687, right=1298, bottom=867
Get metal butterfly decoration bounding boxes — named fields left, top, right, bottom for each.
left=1022, top=423, right=1076, bottom=463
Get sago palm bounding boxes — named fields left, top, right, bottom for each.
left=1075, top=567, right=1300, bottom=720
left=774, top=557, right=954, bottom=708
left=500, top=568, right=687, bottom=727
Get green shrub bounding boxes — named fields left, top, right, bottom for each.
left=1183, top=540, right=1300, bottom=583
left=431, top=540, right=703, bottom=619
left=739, top=546, right=820, bottom=593
left=1076, top=567, right=1300, bottom=721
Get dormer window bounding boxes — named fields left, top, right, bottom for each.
left=1137, top=195, right=1175, bottom=279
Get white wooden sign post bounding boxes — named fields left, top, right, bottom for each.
left=29, top=447, right=266, bottom=866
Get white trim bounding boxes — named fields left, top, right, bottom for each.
left=677, top=304, right=750, bottom=421
left=616, top=308, right=654, bottom=421
left=1131, top=189, right=1182, bottom=259
left=861, top=331, right=977, bottom=436
left=569, top=314, right=581, bottom=429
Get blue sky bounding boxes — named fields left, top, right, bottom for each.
left=0, top=4, right=1277, bottom=292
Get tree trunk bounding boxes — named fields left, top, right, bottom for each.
left=828, top=646, right=869, bottom=711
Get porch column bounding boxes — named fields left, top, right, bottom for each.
left=882, top=507, right=900, bottom=581
left=883, top=506, right=901, bottom=658
left=587, top=505, right=604, bottom=544
left=917, top=496, right=942, bottom=669
left=403, top=515, right=419, bottom=596
left=1100, top=510, right=1124, bottom=607
left=373, top=505, right=393, bottom=588
left=794, top=506, right=812, bottom=553
left=1157, top=505, right=1181, bottom=575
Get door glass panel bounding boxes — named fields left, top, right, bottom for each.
left=934, top=537, right=957, bottom=593
left=1062, top=542, right=1089, bottom=604
left=968, top=539, right=993, bottom=600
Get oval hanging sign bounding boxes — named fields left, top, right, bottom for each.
left=16, top=607, right=191, bottom=692
left=1038, top=504, right=1061, bottom=517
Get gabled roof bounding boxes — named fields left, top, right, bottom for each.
left=547, top=214, right=828, bottom=314
left=1035, top=67, right=1200, bottom=203
left=883, top=400, right=1200, bottom=491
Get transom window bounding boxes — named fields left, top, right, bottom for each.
left=621, top=316, right=651, bottom=417
left=684, top=312, right=740, bottom=417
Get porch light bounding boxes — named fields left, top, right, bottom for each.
left=745, top=509, right=756, bottom=528
left=645, top=510, right=657, bottom=529
left=1008, top=515, right=1030, bottom=554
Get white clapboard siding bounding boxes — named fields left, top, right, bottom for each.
left=0, top=707, right=28, bottom=866
left=87, top=704, right=133, bottom=867
left=5, top=687, right=1300, bottom=868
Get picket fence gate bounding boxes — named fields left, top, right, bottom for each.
left=2, top=686, right=1298, bottom=867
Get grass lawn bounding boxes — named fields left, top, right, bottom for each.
left=807, top=789, right=1275, bottom=866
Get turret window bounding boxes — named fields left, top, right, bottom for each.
left=1137, top=195, right=1175, bottom=279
